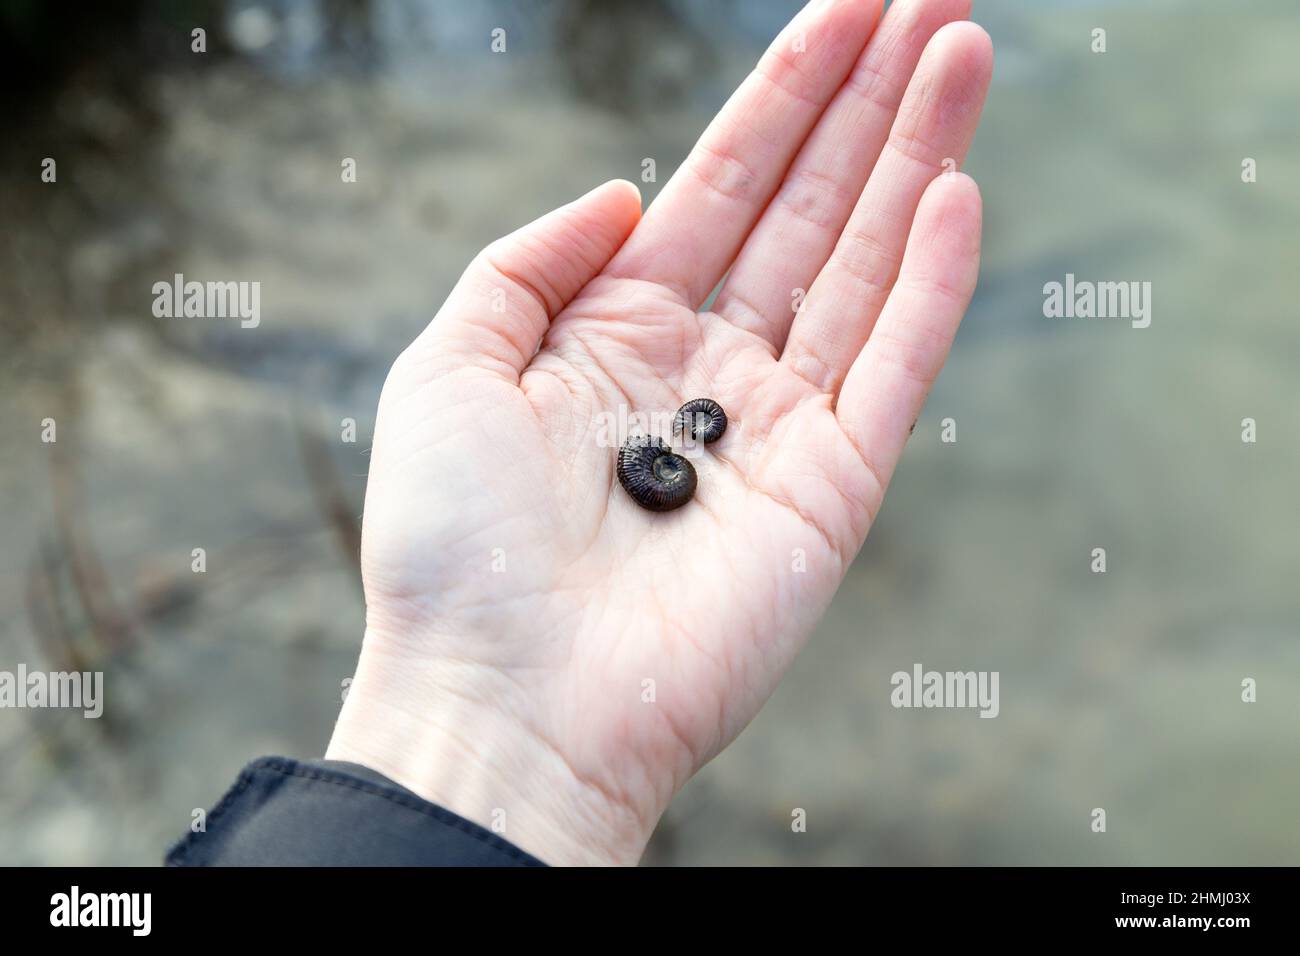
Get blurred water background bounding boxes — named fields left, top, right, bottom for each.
left=1, top=0, right=1297, bottom=865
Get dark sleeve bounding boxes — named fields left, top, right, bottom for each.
left=165, top=756, right=547, bottom=867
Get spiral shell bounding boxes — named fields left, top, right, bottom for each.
left=617, top=435, right=698, bottom=512
left=673, top=398, right=728, bottom=445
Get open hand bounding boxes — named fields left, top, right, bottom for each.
left=328, top=0, right=992, bottom=865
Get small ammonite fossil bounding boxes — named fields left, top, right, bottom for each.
left=618, top=399, right=727, bottom=512
left=617, top=435, right=698, bottom=512
left=673, top=398, right=728, bottom=445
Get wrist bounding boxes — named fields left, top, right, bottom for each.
left=326, top=635, right=655, bottom=866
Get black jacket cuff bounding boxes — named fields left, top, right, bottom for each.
left=166, top=756, right=547, bottom=867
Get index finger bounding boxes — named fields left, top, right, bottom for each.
left=603, top=0, right=884, bottom=308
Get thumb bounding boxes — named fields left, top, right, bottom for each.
left=423, top=179, right=643, bottom=380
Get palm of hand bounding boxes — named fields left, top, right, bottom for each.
left=335, top=0, right=992, bottom=865
left=362, top=276, right=876, bottom=793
